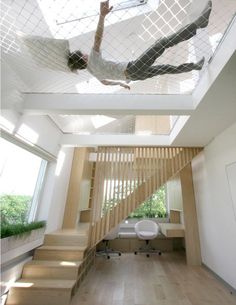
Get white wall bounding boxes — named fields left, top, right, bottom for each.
left=192, top=122, right=236, bottom=289
left=14, top=114, right=62, bottom=156
left=38, top=147, right=74, bottom=233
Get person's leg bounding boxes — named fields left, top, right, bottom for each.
left=126, top=1, right=211, bottom=78
left=132, top=57, right=205, bottom=80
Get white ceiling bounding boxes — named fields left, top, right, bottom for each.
left=1, top=0, right=236, bottom=146
left=2, top=0, right=235, bottom=95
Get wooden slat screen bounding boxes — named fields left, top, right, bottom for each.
left=89, top=146, right=202, bottom=247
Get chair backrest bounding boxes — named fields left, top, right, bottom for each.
left=134, top=220, right=159, bottom=240
left=104, top=225, right=120, bottom=240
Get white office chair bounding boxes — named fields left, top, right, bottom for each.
left=96, top=226, right=122, bottom=259
left=134, top=220, right=161, bottom=257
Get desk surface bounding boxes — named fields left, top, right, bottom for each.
left=159, top=223, right=185, bottom=238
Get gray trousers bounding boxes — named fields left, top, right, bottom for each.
left=126, top=22, right=199, bottom=81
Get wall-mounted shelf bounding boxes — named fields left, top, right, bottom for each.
left=159, top=223, right=185, bottom=238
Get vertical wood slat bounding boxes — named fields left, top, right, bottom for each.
left=108, top=148, right=113, bottom=230
left=104, top=147, right=109, bottom=215
left=102, top=148, right=107, bottom=214
left=147, top=148, right=151, bottom=202
left=158, top=148, right=162, bottom=186
left=127, top=149, right=131, bottom=215
left=122, top=147, right=127, bottom=219
left=95, top=148, right=102, bottom=221
left=131, top=148, right=135, bottom=212
left=117, top=148, right=121, bottom=225
left=89, top=147, right=100, bottom=247
left=114, top=149, right=119, bottom=226
left=150, top=148, right=154, bottom=194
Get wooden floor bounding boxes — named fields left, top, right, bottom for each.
left=70, top=252, right=236, bottom=305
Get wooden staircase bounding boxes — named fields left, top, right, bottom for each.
left=89, top=146, right=203, bottom=247
left=6, top=224, right=95, bottom=305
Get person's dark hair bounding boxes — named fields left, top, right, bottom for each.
left=68, top=50, right=87, bottom=71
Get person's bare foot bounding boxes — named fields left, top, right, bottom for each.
left=194, top=1, right=212, bottom=29
left=195, top=57, right=205, bottom=70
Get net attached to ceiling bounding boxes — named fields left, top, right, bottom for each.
left=1, top=0, right=236, bottom=94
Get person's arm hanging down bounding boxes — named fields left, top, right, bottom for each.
left=94, top=1, right=130, bottom=90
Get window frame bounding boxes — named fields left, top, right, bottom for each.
left=0, top=130, right=56, bottom=223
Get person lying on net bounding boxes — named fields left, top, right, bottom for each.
left=68, top=0, right=212, bottom=90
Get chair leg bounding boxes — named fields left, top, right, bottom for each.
left=96, top=240, right=122, bottom=259
left=134, top=240, right=162, bottom=257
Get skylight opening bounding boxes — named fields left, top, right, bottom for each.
left=91, top=115, right=116, bottom=129
left=0, top=2, right=20, bottom=54
left=36, top=0, right=158, bottom=38
left=56, top=0, right=149, bottom=25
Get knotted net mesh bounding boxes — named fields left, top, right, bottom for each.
left=1, top=0, right=236, bottom=94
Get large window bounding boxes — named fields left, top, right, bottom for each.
left=128, top=185, right=167, bottom=218
left=0, top=138, right=47, bottom=225
left=102, top=179, right=167, bottom=219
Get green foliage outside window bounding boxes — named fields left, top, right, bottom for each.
left=102, top=181, right=136, bottom=215
left=0, top=194, right=46, bottom=239
left=102, top=181, right=167, bottom=218
left=0, top=194, right=32, bottom=225
left=128, top=185, right=167, bottom=218
left=1, top=221, right=46, bottom=239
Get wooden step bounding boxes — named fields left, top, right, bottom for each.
left=34, top=246, right=87, bottom=261
left=44, top=231, right=88, bottom=247
left=79, top=209, right=91, bottom=223
left=22, top=260, right=82, bottom=280
left=6, top=279, right=76, bottom=305
left=77, top=222, right=90, bottom=233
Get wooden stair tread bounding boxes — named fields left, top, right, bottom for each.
left=77, top=222, right=90, bottom=230
left=12, top=279, right=76, bottom=290
left=37, top=245, right=87, bottom=251
left=48, top=230, right=87, bottom=236
left=24, top=260, right=82, bottom=268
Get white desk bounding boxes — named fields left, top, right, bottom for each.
left=159, top=223, right=185, bottom=238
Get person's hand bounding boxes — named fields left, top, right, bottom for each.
left=100, top=1, right=113, bottom=17
left=120, top=83, right=130, bottom=90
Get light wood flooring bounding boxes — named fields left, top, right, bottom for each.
left=70, top=252, right=236, bottom=305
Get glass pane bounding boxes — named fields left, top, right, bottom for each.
left=0, top=138, right=44, bottom=225
left=128, top=185, right=167, bottom=218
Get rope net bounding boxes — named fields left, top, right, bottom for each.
left=1, top=0, right=236, bottom=94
